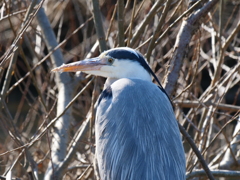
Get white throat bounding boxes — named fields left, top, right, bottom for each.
left=104, top=73, right=152, bottom=89
left=104, top=78, right=119, bottom=89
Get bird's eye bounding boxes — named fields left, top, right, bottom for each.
left=108, top=58, right=114, bottom=64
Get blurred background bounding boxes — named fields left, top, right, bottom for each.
left=0, top=0, right=239, bottom=179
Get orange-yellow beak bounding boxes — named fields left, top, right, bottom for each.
left=51, top=57, right=105, bottom=73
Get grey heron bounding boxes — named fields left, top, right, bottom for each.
left=52, top=47, right=186, bottom=180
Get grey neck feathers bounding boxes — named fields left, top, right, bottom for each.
left=104, top=78, right=119, bottom=89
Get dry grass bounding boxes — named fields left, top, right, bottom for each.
left=0, top=0, right=239, bottom=179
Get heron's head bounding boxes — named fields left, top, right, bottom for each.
left=52, top=47, right=155, bottom=82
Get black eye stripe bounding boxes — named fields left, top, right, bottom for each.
left=106, top=49, right=150, bottom=74
left=105, top=48, right=167, bottom=100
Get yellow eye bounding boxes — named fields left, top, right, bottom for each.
left=108, top=58, right=114, bottom=64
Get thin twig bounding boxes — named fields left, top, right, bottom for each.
left=6, top=17, right=93, bottom=96
left=186, top=169, right=240, bottom=179
left=130, top=0, right=164, bottom=47
left=175, top=101, right=240, bottom=112
left=126, top=0, right=137, bottom=47
left=178, top=123, right=215, bottom=180
left=27, top=78, right=94, bottom=151
left=146, top=0, right=172, bottom=61
left=91, top=0, right=107, bottom=52
left=211, top=19, right=240, bottom=86
left=117, top=0, right=125, bottom=46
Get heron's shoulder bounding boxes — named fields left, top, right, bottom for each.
left=97, top=78, right=154, bottom=106
left=111, top=78, right=157, bottom=90
left=111, top=78, right=168, bottom=97
left=97, top=86, right=112, bottom=106
left=97, top=78, right=168, bottom=106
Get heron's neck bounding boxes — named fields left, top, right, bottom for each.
left=104, top=78, right=119, bottom=89
left=104, top=76, right=152, bottom=89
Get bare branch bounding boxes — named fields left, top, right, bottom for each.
left=186, top=169, right=240, bottom=179
left=146, top=0, right=172, bottom=61
left=91, top=0, right=107, bottom=52
left=117, top=0, right=125, bottom=46
left=164, top=0, right=220, bottom=96
left=130, top=0, right=164, bottom=47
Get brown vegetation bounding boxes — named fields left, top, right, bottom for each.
left=0, top=0, right=239, bottom=179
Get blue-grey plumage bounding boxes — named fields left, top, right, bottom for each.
left=52, top=47, right=186, bottom=180
left=96, top=78, right=185, bottom=180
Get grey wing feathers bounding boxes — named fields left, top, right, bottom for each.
left=95, top=78, right=185, bottom=180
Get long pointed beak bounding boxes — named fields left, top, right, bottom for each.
left=51, top=57, right=105, bottom=72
